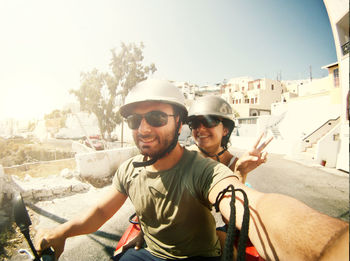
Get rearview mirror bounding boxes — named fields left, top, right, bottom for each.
left=13, top=193, right=32, bottom=232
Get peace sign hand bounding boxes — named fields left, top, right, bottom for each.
left=234, top=132, right=273, bottom=183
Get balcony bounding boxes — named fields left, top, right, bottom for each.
left=341, top=41, right=349, bottom=55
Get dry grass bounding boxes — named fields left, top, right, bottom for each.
left=4, top=158, right=76, bottom=179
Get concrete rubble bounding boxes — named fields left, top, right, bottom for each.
left=0, top=166, right=92, bottom=205
left=9, top=169, right=91, bottom=202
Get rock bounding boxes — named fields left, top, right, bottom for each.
left=73, top=170, right=80, bottom=178
left=24, top=174, right=32, bottom=181
left=52, top=186, right=72, bottom=195
left=33, top=189, right=53, bottom=200
left=61, top=168, right=73, bottom=179
left=72, top=183, right=90, bottom=193
left=21, top=189, right=34, bottom=200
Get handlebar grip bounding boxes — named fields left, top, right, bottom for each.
left=41, top=247, right=55, bottom=261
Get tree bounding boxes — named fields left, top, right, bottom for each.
left=70, top=42, right=156, bottom=140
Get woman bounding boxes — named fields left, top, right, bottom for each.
left=187, top=95, right=272, bottom=183
left=187, top=96, right=272, bottom=258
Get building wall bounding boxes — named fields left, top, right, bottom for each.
left=231, top=103, right=250, bottom=118
left=324, top=0, right=349, bottom=172
left=298, top=77, right=333, bottom=97
left=225, top=78, right=283, bottom=117
left=278, top=94, right=341, bottom=139
left=316, top=125, right=341, bottom=167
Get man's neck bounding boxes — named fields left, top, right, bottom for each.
left=146, top=143, right=184, bottom=172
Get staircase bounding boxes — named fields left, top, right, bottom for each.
left=270, top=126, right=282, bottom=139
left=299, top=117, right=340, bottom=162
left=301, top=143, right=317, bottom=161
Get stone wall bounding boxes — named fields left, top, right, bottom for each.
left=76, top=146, right=138, bottom=178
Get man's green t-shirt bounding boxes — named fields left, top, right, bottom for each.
left=112, top=148, right=235, bottom=259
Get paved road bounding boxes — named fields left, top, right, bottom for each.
left=240, top=152, right=349, bottom=222
left=10, top=152, right=349, bottom=260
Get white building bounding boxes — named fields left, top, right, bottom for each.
left=55, top=112, right=100, bottom=139
left=172, top=81, right=197, bottom=100
left=283, top=79, right=311, bottom=96
left=323, top=0, right=349, bottom=172
left=222, top=77, right=284, bottom=117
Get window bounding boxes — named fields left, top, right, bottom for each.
left=242, top=87, right=244, bottom=91
left=257, top=84, right=260, bottom=89
left=238, top=118, right=257, bottom=124
left=232, top=99, right=235, bottom=104
left=239, top=99, right=241, bottom=104
left=271, top=84, right=274, bottom=90
left=255, top=97, right=258, bottom=103
left=251, top=98, right=254, bottom=104
left=334, top=68, right=339, bottom=87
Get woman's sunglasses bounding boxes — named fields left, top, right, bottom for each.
left=188, top=116, right=221, bottom=130
left=126, top=111, right=175, bottom=130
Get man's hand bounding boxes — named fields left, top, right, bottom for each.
left=235, top=132, right=273, bottom=183
left=34, top=227, right=66, bottom=260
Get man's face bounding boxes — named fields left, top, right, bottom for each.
left=129, top=102, right=178, bottom=158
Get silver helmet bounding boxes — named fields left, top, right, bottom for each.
left=119, top=79, right=188, bottom=167
left=188, top=95, right=233, bottom=121
left=188, top=96, right=235, bottom=148
left=119, top=79, right=187, bottom=122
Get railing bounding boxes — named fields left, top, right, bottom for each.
left=342, top=41, right=349, bottom=55
left=301, top=117, right=340, bottom=151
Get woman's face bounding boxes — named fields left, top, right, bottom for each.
left=189, top=116, right=228, bottom=151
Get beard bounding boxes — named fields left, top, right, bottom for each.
left=135, top=132, right=174, bottom=158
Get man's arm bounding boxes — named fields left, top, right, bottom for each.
left=209, top=177, right=349, bottom=261
left=35, top=187, right=128, bottom=259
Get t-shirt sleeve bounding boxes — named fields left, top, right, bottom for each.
left=205, top=162, right=237, bottom=199
left=112, top=167, right=127, bottom=195
left=189, top=153, right=236, bottom=207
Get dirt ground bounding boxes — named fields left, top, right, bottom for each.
left=0, top=137, right=77, bottom=260
left=1, top=205, right=38, bottom=260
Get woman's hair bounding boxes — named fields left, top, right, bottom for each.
left=221, top=118, right=234, bottom=149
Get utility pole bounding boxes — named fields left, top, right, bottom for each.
left=309, top=65, right=312, bottom=82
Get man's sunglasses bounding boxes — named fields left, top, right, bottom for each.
left=126, top=111, right=175, bottom=130
left=188, top=116, right=221, bottom=130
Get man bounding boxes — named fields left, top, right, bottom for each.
left=35, top=79, right=349, bottom=260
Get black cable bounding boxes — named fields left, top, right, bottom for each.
left=214, top=185, right=250, bottom=261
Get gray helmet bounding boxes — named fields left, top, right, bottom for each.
left=188, top=96, right=234, bottom=121
left=188, top=96, right=234, bottom=148
left=119, top=79, right=187, bottom=122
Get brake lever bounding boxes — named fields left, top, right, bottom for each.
left=40, top=247, right=56, bottom=261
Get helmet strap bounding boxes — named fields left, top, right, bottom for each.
left=196, top=144, right=227, bottom=163
left=132, top=117, right=181, bottom=168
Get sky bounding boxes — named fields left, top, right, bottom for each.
left=0, top=0, right=336, bottom=121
